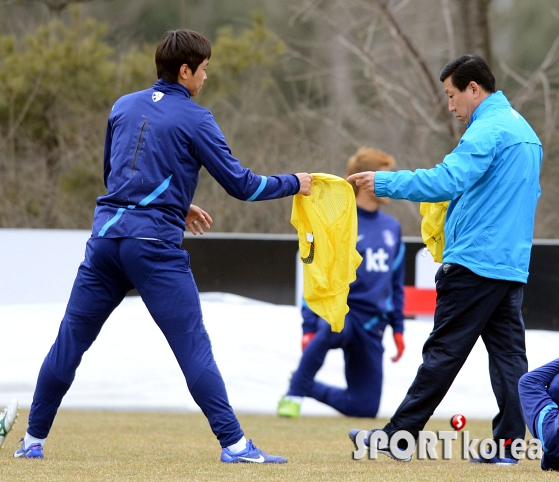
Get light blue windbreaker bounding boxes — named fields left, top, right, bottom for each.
left=375, top=91, right=542, bottom=283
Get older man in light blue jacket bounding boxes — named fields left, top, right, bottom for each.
left=348, top=54, right=542, bottom=465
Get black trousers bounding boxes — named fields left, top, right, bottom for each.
left=383, top=263, right=528, bottom=442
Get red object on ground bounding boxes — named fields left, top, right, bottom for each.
left=403, top=286, right=437, bottom=317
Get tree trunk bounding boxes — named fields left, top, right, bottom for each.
left=456, top=0, right=492, bottom=65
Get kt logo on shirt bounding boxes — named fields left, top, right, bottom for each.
left=366, top=248, right=389, bottom=272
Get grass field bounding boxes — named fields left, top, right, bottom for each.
left=0, top=410, right=554, bottom=481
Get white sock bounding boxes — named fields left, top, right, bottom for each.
left=226, top=436, right=248, bottom=453
left=24, top=432, right=45, bottom=448
left=285, top=395, right=303, bottom=405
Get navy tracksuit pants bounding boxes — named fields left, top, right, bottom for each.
left=287, top=312, right=385, bottom=418
left=383, top=263, right=528, bottom=443
left=27, top=237, right=243, bottom=447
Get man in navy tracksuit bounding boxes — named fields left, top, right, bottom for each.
left=277, top=148, right=405, bottom=418
left=14, top=29, right=312, bottom=463
left=348, top=55, right=541, bottom=464
left=519, top=358, right=559, bottom=471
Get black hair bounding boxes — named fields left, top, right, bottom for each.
left=439, top=55, right=496, bottom=93
left=155, top=29, right=212, bottom=83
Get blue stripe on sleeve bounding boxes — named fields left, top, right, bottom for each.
left=363, top=316, right=379, bottom=331
left=537, top=402, right=558, bottom=453
left=246, top=176, right=267, bottom=202
left=384, top=295, right=393, bottom=313
left=97, top=175, right=173, bottom=236
left=392, top=243, right=405, bottom=271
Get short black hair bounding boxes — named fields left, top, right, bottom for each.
left=155, top=29, right=212, bottom=83
left=439, top=55, right=496, bottom=93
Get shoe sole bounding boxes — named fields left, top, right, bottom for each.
left=470, top=459, right=518, bottom=466
left=277, top=412, right=299, bottom=418
left=14, top=445, right=44, bottom=459
left=223, top=458, right=287, bottom=464
left=221, top=455, right=287, bottom=464
left=14, top=451, right=44, bottom=459
left=377, top=448, right=412, bottom=463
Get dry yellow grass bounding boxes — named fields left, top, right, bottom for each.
left=0, top=410, right=554, bottom=481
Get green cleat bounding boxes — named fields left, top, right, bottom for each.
left=277, top=396, right=301, bottom=418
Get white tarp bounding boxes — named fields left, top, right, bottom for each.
left=1, top=228, right=557, bottom=419
left=1, top=293, right=557, bottom=419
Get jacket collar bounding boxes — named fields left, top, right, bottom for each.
left=357, top=205, right=380, bottom=218
left=467, top=90, right=510, bottom=127
left=153, top=79, right=192, bottom=98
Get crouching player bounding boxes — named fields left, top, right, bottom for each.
left=519, top=358, right=559, bottom=471
left=277, top=147, right=405, bottom=418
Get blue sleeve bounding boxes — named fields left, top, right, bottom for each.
left=519, top=358, right=559, bottom=457
left=388, top=235, right=405, bottom=333
left=192, top=112, right=300, bottom=201
left=301, top=302, right=319, bottom=334
left=103, top=118, right=113, bottom=188
left=375, top=124, right=496, bottom=202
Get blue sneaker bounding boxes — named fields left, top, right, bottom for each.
left=470, top=452, right=518, bottom=465
left=349, top=428, right=412, bottom=462
left=220, top=439, right=287, bottom=464
left=349, top=428, right=368, bottom=448
left=13, top=438, right=44, bottom=459
left=0, top=399, right=19, bottom=449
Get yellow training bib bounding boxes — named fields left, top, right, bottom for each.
left=291, top=173, right=362, bottom=332
left=420, top=201, right=449, bottom=263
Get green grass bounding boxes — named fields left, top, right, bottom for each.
left=0, top=410, right=554, bottom=481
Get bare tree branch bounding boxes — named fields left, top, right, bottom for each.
left=538, top=71, right=553, bottom=144
left=371, top=0, right=459, bottom=140
left=31, top=0, right=96, bottom=13
left=372, top=1, right=441, bottom=104
left=511, top=32, right=559, bottom=111
left=336, top=35, right=448, bottom=133
left=498, top=60, right=528, bottom=86
left=288, top=0, right=325, bottom=26
left=441, top=0, right=456, bottom=59
left=7, top=74, right=44, bottom=141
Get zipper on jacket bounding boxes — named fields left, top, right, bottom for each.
left=130, top=118, right=148, bottom=173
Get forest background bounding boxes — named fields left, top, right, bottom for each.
left=0, top=0, right=558, bottom=237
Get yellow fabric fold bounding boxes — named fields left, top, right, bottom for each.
left=291, top=173, right=362, bottom=332
left=420, top=201, right=449, bottom=263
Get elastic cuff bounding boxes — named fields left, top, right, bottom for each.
left=374, top=171, right=391, bottom=197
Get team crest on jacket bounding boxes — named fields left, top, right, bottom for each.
left=382, top=229, right=395, bottom=247
left=152, top=92, right=164, bottom=102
